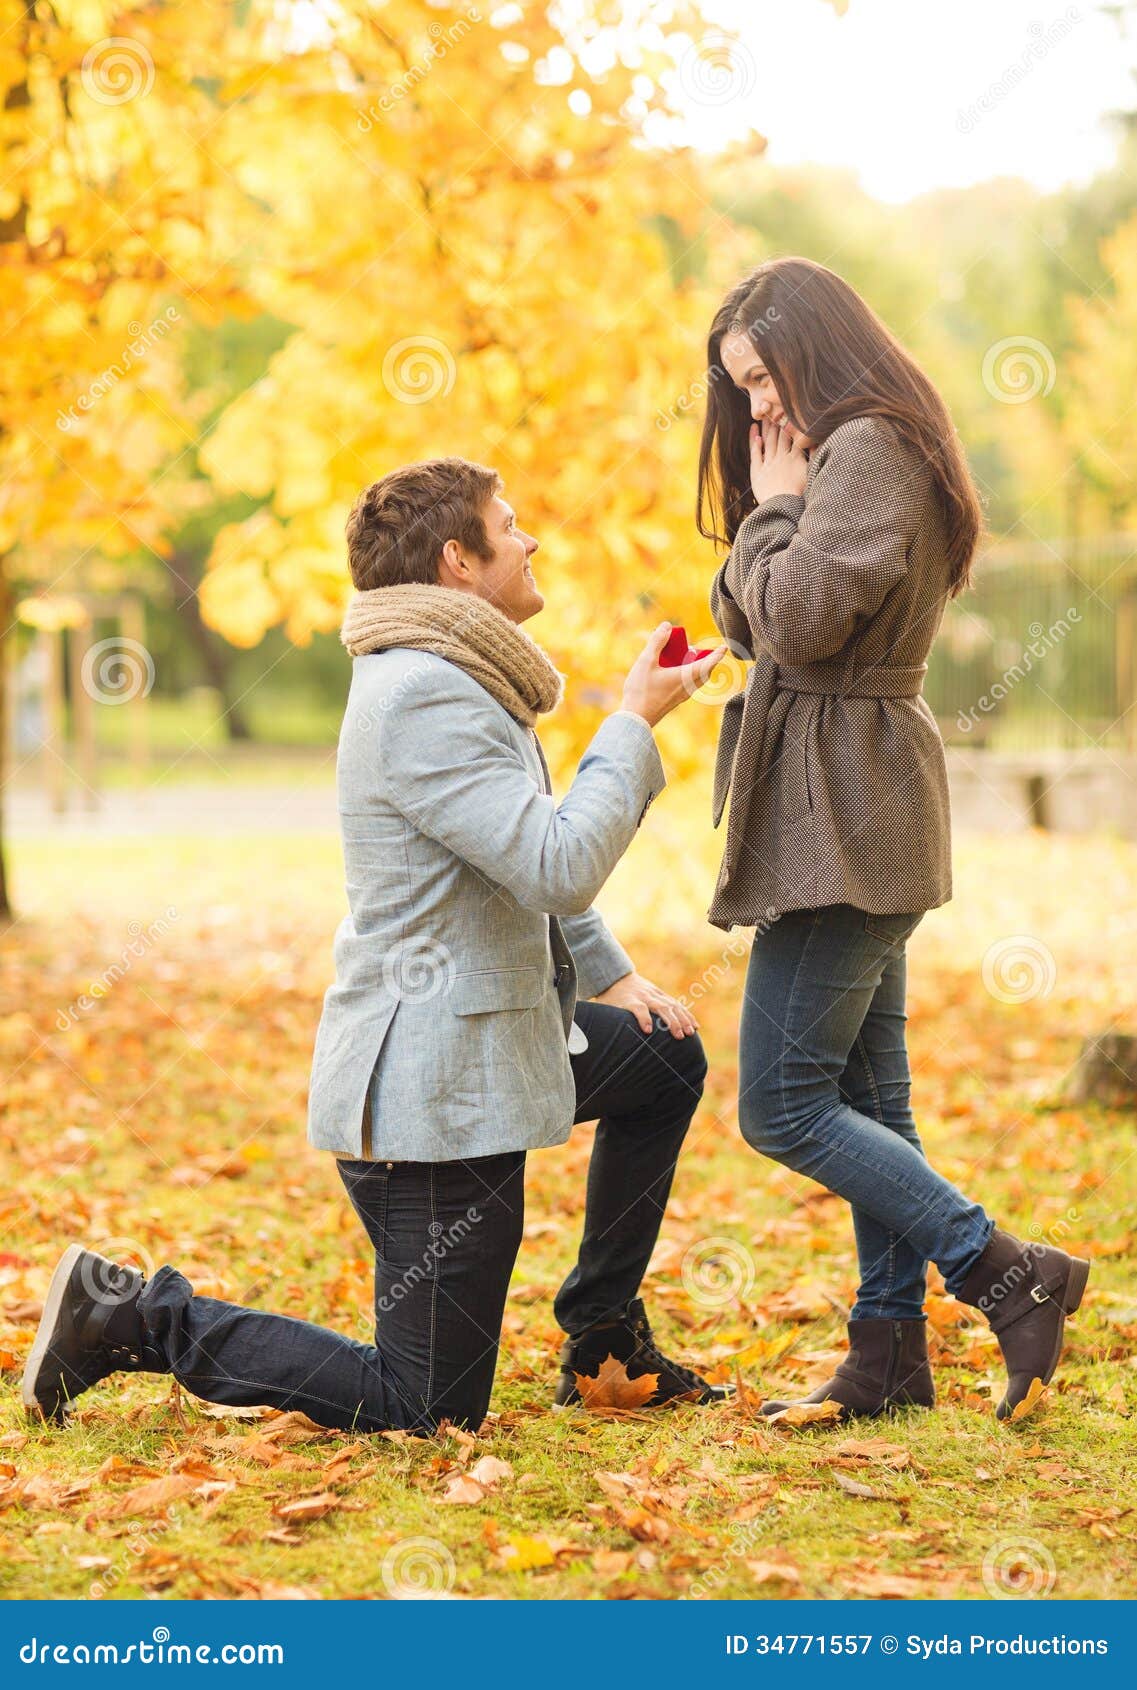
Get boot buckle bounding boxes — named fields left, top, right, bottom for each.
left=1030, top=1284, right=1050, bottom=1304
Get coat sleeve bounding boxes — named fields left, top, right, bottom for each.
left=375, top=668, right=666, bottom=918
left=559, top=906, right=634, bottom=999
left=722, top=417, right=927, bottom=666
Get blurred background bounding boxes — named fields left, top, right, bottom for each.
left=3, top=2, right=1136, bottom=1602
left=6, top=0, right=1137, bottom=904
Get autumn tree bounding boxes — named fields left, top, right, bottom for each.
left=0, top=0, right=257, bottom=916
left=197, top=0, right=764, bottom=784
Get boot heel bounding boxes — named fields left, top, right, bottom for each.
left=1059, top=1256, right=1090, bottom=1316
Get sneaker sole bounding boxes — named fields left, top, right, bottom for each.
left=21, top=1243, right=85, bottom=1418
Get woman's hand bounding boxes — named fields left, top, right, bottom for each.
left=750, top=419, right=809, bottom=504
left=592, top=971, right=698, bottom=1039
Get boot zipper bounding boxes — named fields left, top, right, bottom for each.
left=883, top=1321, right=903, bottom=1407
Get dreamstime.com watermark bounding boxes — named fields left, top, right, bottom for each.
left=676, top=31, right=756, bottom=107
left=357, top=10, right=481, bottom=130
left=677, top=917, right=773, bottom=1011
left=376, top=1208, right=483, bottom=1314
left=81, top=637, right=156, bottom=704
left=57, top=308, right=181, bottom=431
left=656, top=310, right=781, bottom=431
left=18, top=1625, right=283, bottom=1665
left=381, top=335, right=456, bottom=404
left=957, top=8, right=1080, bottom=134
left=87, top=1509, right=182, bottom=1600
left=80, top=37, right=155, bottom=105
left=381, top=1536, right=456, bottom=1597
left=981, top=934, right=1057, bottom=1005
left=56, top=909, right=178, bottom=1030
left=981, top=335, right=1057, bottom=404
left=956, top=608, right=1080, bottom=734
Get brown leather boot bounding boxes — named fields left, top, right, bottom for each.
left=956, top=1228, right=1090, bottom=1421
left=760, top=1317, right=935, bottom=1421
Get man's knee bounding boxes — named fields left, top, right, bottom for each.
left=668, top=1026, right=708, bottom=1097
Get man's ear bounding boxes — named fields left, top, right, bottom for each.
left=437, top=538, right=470, bottom=589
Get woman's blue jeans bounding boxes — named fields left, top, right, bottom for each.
left=738, top=903, right=993, bottom=1320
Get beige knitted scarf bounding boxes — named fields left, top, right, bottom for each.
left=340, top=584, right=564, bottom=727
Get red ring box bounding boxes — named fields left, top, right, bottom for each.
left=659, top=625, right=715, bottom=667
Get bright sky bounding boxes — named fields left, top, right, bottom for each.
left=669, top=0, right=1133, bottom=202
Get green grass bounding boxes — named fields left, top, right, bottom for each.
left=0, top=830, right=1134, bottom=1600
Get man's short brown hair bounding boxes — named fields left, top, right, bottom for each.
left=345, top=457, right=503, bottom=590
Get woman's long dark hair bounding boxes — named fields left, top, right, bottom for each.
left=696, top=257, right=983, bottom=594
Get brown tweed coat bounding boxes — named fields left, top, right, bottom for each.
left=707, top=414, right=955, bottom=931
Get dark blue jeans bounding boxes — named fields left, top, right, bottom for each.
left=136, top=1000, right=706, bottom=1433
left=738, top=903, right=993, bottom=1320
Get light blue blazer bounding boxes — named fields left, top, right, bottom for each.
left=306, top=648, right=666, bottom=1160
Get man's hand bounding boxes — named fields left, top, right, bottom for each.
left=592, top=971, right=698, bottom=1039
left=620, top=623, right=727, bottom=729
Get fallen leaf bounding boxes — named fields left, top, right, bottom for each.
left=765, top=1399, right=844, bottom=1429
left=468, top=1455, right=513, bottom=1490
left=1009, top=1377, right=1048, bottom=1423
left=834, top=1470, right=892, bottom=1500
left=91, top=1475, right=202, bottom=1520
left=440, top=1474, right=486, bottom=1505
left=573, top=1354, right=660, bottom=1412
left=744, top=1559, right=803, bottom=1586
left=832, top=1439, right=912, bottom=1469
left=592, top=1548, right=633, bottom=1576
left=499, top=1534, right=556, bottom=1570
left=271, top=1491, right=342, bottom=1523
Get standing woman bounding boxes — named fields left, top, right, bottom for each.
left=700, top=257, right=1088, bottom=1423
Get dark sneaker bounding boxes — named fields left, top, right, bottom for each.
left=554, top=1296, right=732, bottom=1408
left=22, top=1244, right=157, bottom=1423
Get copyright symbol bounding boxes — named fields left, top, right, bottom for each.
left=880, top=1636, right=899, bottom=1655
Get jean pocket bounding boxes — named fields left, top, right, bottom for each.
left=863, top=910, right=924, bottom=949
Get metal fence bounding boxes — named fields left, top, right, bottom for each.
left=926, top=534, right=1137, bottom=751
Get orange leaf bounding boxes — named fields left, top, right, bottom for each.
left=468, top=1455, right=514, bottom=1490
left=573, top=1353, right=659, bottom=1411
left=1009, top=1377, right=1048, bottom=1423
left=271, top=1490, right=341, bottom=1523
left=440, top=1474, right=486, bottom=1505
left=744, top=1559, right=803, bottom=1586
left=92, top=1475, right=202, bottom=1519
left=765, top=1399, right=844, bottom=1429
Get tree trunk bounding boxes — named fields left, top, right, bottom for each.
left=163, top=547, right=253, bottom=741
left=1066, top=1033, right=1137, bottom=1108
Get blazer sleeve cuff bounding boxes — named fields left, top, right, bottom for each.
left=560, top=908, right=634, bottom=999
left=595, top=709, right=666, bottom=827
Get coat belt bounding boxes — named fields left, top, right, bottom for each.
left=774, top=660, right=927, bottom=699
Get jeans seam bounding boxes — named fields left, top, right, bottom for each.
left=851, top=1030, right=897, bottom=1315
left=426, top=1163, right=438, bottom=1412
left=184, top=1373, right=372, bottom=1420
left=778, top=909, right=824, bottom=1135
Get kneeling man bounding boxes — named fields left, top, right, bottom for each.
left=24, top=457, right=727, bottom=1433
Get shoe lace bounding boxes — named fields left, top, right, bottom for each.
left=628, top=1311, right=706, bottom=1392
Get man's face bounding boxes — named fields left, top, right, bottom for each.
left=443, top=494, right=542, bottom=624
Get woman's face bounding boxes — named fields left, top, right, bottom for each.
left=720, top=329, right=813, bottom=447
